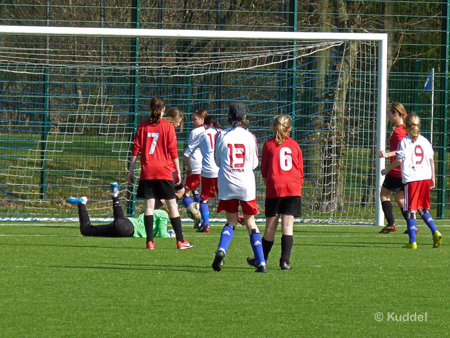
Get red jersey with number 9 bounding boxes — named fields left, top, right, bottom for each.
left=261, top=136, right=304, bottom=199
left=131, top=119, right=179, bottom=181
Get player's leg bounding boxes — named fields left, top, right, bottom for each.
left=380, top=174, right=404, bottom=233
left=246, top=197, right=279, bottom=268
left=212, top=200, right=239, bottom=272
left=246, top=216, right=277, bottom=268
left=403, top=183, right=417, bottom=249
left=110, top=184, right=134, bottom=237
left=416, top=180, right=441, bottom=248
left=197, top=177, right=217, bottom=233
left=245, top=214, right=267, bottom=273
left=241, top=200, right=267, bottom=273
left=166, top=196, right=193, bottom=250
left=394, top=189, right=415, bottom=234
left=280, top=214, right=294, bottom=270
left=380, top=186, right=397, bottom=233
left=143, top=198, right=156, bottom=248
left=67, top=196, right=117, bottom=237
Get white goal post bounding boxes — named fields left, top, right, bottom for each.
left=0, top=25, right=387, bottom=225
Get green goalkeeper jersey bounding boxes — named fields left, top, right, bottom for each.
left=128, top=209, right=170, bottom=238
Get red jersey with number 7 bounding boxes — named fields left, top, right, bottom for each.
left=261, top=136, right=304, bottom=199
left=131, top=119, right=179, bottom=181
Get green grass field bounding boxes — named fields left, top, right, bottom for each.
left=0, top=222, right=449, bottom=337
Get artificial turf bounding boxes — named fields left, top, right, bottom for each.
left=0, top=222, right=448, bottom=337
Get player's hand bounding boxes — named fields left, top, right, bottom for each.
left=381, top=169, right=387, bottom=176
left=430, top=178, right=436, bottom=189
left=174, top=173, right=181, bottom=186
left=127, top=172, right=134, bottom=185
left=185, top=168, right=192, bottom=177
left=378, top=150, right=386, bottom=158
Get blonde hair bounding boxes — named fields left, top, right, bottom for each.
left=273, top=115, right=292, bottom=145
left=405, top=113, right=421, bottom=142
left=163, top=107, right=184, bottom=131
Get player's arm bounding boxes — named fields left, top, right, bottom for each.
left=378, top=150, right=397, bottom=158
left=127, top=155, right=138, bottom=184
left=183, top=154, right=193, bottom=176
left=250, top=133, right=259, bottom=170
left=261, top=142, right=268, bottom=185
left=183, top=135, right=202, bottom=176
left=430, top=157, right=435, bottom=189
left=381, top=158, right=402, bottom=176
left=214, top=134, right=222, bottom=168
left=173, top=158, right=181, bottom=186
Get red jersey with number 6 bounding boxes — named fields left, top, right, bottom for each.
left=131, top=119, right=178, bottom=181
left=261, top=136, right=304, bottom=199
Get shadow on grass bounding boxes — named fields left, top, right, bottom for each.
left=5, top=262, right=253, bottom=273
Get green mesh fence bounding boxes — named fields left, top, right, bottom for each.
left=0, top=0, right=449, bottom=220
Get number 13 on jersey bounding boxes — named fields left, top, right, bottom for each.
left=227, top=143, right=246, bottom=168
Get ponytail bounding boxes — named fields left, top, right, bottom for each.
left=273, top=115, right=292, bottom=145
left=405, top=113, right=421, bottom=142
left=149, top=96, right=166, bottom=124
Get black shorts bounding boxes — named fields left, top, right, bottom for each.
left=265, top=196, right=302, bottom=217
left=137, top=179, right=176, bottom=200
left=382, top=174, right=404, bottom=193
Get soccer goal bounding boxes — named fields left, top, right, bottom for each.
left=0, top=25, right=387, bottom=225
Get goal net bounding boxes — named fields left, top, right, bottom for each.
left=0, top=26, right=387, bottom=224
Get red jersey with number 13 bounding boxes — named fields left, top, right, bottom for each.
left=131, top=119, right=178, bottom=181
left=261, top=136, right=304, bottom=199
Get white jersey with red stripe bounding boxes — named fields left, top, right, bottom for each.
left=186, top=126, right=205, bottom=175
left=184, top=127, right=220, bottom=178
left=214, top=126, right=258, bottom=201
left=396, top=134, right=434, bottom=184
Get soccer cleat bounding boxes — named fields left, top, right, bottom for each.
left=66, top=196, right=87, bottom=205
left=433, top=231, right=442, bottom=248
left=238, top=214, right=244, bottom=226
left=255, top=264, right=268, bottom=273
left=146, top=241, right=156, bottom=250
left=280, top=261, right=292, bottom=270
left=212, top=249, right=225, bottom=272
left=379, top=224, right=398, bottom=233
left=110, top=182, right=119, bottom=197
left=403, top=229, right=419, bottom=235
left=246, top=257, right=257, bottom=268
left=177, top=240, right=194, bottom=250
left=194, top=219, right=201, bottom=230
left=402, top=242, right=418, bottom=249
left=196, top=224, right=210, bottom=233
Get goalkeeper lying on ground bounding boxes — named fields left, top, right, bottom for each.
left=66, top=182, right=171, bottom=239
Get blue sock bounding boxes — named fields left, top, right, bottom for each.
left=406, top=218, right=417, bottom=244
left=182, top=196, right=193, bottom=208
left=249, top=229, right=266, bottom=266
left=421, top=211, right=438, bottom=234
left=193, top=191, right=200, bottom=203
left=217, top=224, right=235, bottom=253
left=199, top=201, right=210, bottom=225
